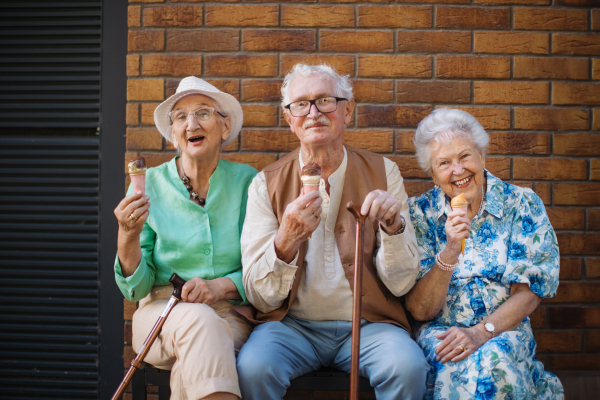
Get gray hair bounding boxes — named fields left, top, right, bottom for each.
left=414, top=108, right=489, bottom=172
left=280, top=64, right=353, bottom=111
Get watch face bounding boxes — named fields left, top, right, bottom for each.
left=484, top=322, right=495, bottom=332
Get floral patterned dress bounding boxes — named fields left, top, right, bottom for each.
left=408, top=171, right=564, bottom=400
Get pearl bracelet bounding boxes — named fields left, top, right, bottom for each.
left=436, top=252, right=459, bottom=271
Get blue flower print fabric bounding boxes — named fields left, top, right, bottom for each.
left=408, top=170, right=564, bottom=400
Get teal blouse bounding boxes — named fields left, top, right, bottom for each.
left=114, top=156, right=257, bottom=304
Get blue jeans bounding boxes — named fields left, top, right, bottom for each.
left=237, top=315, right=429, bottom=400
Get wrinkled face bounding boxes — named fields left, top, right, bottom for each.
left=283, top=75, right=354, bottom=148
left=430, top=135, right=486, bottom=204
left=170, top=94, right=230, bottom=160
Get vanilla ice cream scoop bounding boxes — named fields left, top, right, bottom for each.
left=301, top=162, right=321, bottom=191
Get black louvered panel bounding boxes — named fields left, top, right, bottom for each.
left=0, top=1, right=101, bottom=128
left=0, top=137, right=100, bottom=399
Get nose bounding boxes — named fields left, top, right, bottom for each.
left=186, top=113, right=201, bottom=130
left=451, top=161, right=464, bottom=175
left=307, top=103, right=321, bottom=119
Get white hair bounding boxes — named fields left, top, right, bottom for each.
left=280, top=64, right=353, bottom=111
left=414, top=108, right=489, bottom=172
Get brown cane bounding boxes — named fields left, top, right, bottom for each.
left=111, top=273, right=187, bottom=400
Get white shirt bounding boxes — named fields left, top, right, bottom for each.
left=241, top=148, right=419, bottom=321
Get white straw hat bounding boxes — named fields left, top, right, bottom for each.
left=154, top=77, right=243, bottom=147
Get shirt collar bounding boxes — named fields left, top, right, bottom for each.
left=433, top=169, right=504, bottom=223
left=298, top=146, right=347, bottom=185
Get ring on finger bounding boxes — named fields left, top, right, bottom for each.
left=459, top=345, right=466, bottom=353
left=129, top=213, right=138, bottom=222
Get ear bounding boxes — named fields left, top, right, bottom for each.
left=283, top=110, right=296, bottom=134
left=221, top=116, right=231, bottom=142
left=171, top=131, right=179, bottom=149
left=429, top=171, right=437, bottom=186
left=344, top=99, right=355, bottom=126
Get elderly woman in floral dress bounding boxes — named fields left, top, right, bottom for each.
left=406, top=108, right=564, bottom=400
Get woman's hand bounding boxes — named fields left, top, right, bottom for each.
left=443, top=210, right=470, bottom=261
left=435, top=325, right=489, bottom=363
left=182, top=277, right=241, bottom=305
left=114, top=191, right=150, bottom=237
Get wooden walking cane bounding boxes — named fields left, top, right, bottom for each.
left=111, top=273, right=187, bottom=400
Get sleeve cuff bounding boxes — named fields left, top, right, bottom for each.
left=265, top=242, right=298, bottom=291
left=225, top=270, right=248, bottom=306
left=114, top=253, right=150, bottom=301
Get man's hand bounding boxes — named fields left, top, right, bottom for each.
left=361, top=189, right=403, bottom=234
left=274, top=191, right=323, bottom=263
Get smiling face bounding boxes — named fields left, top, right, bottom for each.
left=429, top=134, right=486, bottom=204
left=283, top=74, right=354, bottom=150
left=170, top=94, right=230, bottom=161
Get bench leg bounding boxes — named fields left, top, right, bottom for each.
left=131, top=367, right=146, bottom=400
left=158, top=385, right=171, bottom=400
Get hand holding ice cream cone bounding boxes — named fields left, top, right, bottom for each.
left=301, top=162, right=321, bottom=203
left=451, top=193, right=468, bottom=256
left=128, top=156, right=147, bottom=196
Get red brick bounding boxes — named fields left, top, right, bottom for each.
left=553, top=83, right=600, bottom=106
left=222, top=139, right=239, bottom=153
left=128, top=5, right=141, bottom=28
left=127, top=79, right=164, bottom=101
left=205, top=79, right=240, bottom=101
left=487, top=132, right=551, bottom=155
left=398, top=0, right=469, bottom=3
left=243, top=29, right=316, bottom=51
left=139, top=153, right=176, bottom=169
left=590, top=210, right=600, bottom=230
left=555, top=233, right=600, bottom=255
left=530, top=306, right=546, bottom=329
left=514, top=57, right=589, bottom=80
left=555, top=183, right=600, bottom=206
left=534, top=331, right=581, bottom=353
left=594, top=10, right=600, bottom=31
left=241, top=105, right=278, bottom=127
left=514, top=8, right=588, bottom=31
left=546, top=355, right=600, bottom=370
left=535, top=182, right=551, bottom=205
left=126, top=128, right=163, bottom=150
left=474, top=32, right=548, bottom=54
left=547, top=208, right=585, bottom=231
left=344, top=130, right=394, bottom=153
left=436, top=56, right=510, bottom=79
left=396, top=131, right=416, bottom=153
left=514, top=158, right=587, bottom=180
left=514, top=108, right=589, bottom=131
left=555, top=0, right=599, bottom=5
left=436, top=6, right=510, bottom=30
left=220, top=154, right=277, bottom=172
left=143, top=6, right=203, bottom=27
left=452, top=106, right=510, bottom=130
left=358, top=55, right=432, bottom=78
left=594, top=109, right=600, bottom=130
left=514, top=182, right=533, bottom=191
left=586, top=331, right=600, bottom=352
left=141, top=103, right=158, bottom=126
left=358, top=6, right=432, bottom=28
left=353, top=80, right=394, bottom=103
left=485, top=157, right=511, bottom=180
left=550, top=307, right=600, bottom=328
left=356, top=105, right=431, bottom=128
left=126, top=55, right=139, bottom=77
left=388, top=156, right=430, bottom=178
left=241, top=129, right=299, bottom=151
left=281, top=5, right=355, bottom=27
left=124, top=321, right=132, bottom=345
left=205, top=55, right=277, bottom=77
left=591, top=159, right=600, bottom=181
left=594, top=59, right=600, bottom=80
left=167, top=29, right=239, bottom=52
left=322, top=0, right=390, bottom=2
left=397, top=31, right=471, bottom=53
left=124, top=346, right=135, bottom=368
left=206, top=5, right=278, bottom=27
left=128, top=30, right=164, bottom=52
left=242, top=79, right=282, bottom=102
left=474, top=0, right=549, bottom=3
left=141, top=54, right=202, bottom=77
left=554, top=133, right=600, bottom=156
left=587, top=258, right=600, bottom=278
left=280, top=55, right=354, bottom=76
left=474, top=82, right=548, bottom=105
left=320, top=30, right=393, bottom=53
left=126, top=103, right=139, bottom=127
left=405, top=181, right=435, bottom=197
left=397, top=81, right=470, bottom=104
left=558, top=257, right=582, bottom=279
left=546, top=281, right=600, bottom=302
left=124, top=299, right=136, bottom=321
left=553, top=34, right=600, bottom=56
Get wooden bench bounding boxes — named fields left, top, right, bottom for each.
left=131, top=363, right=374, bottom=400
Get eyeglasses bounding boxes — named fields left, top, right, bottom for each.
left=284, top=97, right=347, bottom=117
left=169, top=107, right=226, bottom=126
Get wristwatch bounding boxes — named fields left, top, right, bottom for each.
left=483, top=322, right=496, bottom=338
left=386, top=215, right=406, bottom=236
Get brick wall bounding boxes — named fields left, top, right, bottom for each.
left=124, top=0, right=600, bottom=397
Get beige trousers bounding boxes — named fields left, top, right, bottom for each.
left=132, top=285, right=253, bottom=400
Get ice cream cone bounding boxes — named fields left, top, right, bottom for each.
left=301, top=162, right=322, bottom=199
left=128, top=156, right=147, bottom=196
left=451, top=193, right=468, bottom=256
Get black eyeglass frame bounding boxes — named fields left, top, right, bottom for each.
left=284, top=97, right=348, bottom=117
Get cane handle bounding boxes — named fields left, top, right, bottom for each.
left=169, top=273, right=186, bottom=300
left=346, top=200, right=366, bottom=224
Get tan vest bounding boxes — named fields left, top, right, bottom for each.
left=242, top=145, right=411, bottom=333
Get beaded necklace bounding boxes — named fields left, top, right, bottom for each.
left=179, top=161, right=206, bottom=206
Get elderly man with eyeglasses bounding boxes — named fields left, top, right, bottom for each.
left=235, top=64, right=428, bottom=400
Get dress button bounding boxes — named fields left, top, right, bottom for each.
left=204, top=249, right=211, bottom=255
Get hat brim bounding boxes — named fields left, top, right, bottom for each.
left=154, top=88, right=243, bottom=148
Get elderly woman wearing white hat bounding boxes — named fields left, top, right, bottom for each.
left=113, top=77, right=257, bottom=400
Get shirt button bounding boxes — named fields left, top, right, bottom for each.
left=324, top=198, right=329, bottom=203
left=326, top=256, right=331, bottom=262
left=204, top=249, right=211, bottom=255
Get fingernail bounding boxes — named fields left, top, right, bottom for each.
left=145, top=195, right=150, bottom=200
left=136, top=191, right=142, bottom=194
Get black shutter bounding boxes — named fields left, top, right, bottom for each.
left=0, top=1, right=103, bottom=399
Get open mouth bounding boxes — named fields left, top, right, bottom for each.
left=188, top=135, right=205, bottom=143
left=452, top=176, right=472, bottom=187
